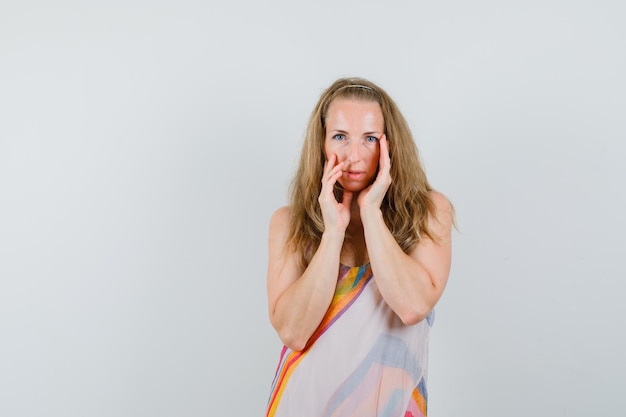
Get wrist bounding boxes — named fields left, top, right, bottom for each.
left=360, top=204, right=383, bottom=219
left=321, top=228, right=345, bottom=243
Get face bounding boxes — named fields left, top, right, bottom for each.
left=324, top=98, right=384, bottom=192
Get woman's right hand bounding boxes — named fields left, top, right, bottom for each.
left=318, top=154, right=353, bottom=234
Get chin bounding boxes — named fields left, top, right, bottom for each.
left=337, top=180, right=367, bottom=193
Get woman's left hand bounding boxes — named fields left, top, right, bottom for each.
left=357, top=134, right=391, bottom=210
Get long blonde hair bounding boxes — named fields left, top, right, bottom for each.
left=287, top=77, right=437, bottom=266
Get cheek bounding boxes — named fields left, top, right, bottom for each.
left=323, top=147, right=331, bottom=163
left=323, top=139, right=334, bottom=156
left=324, top=141, right=344, bottom=160
left=367, top=148, right=380, bottom=169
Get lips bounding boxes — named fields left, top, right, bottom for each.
left=344, top=170, right=365, bottom=180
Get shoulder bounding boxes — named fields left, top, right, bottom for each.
left=268, top=206, right=300, bottom=271
left=428, top=190, right=452, bottom=214
left=427, top=190, right=454, bottom=234
left=270, top=206, right=291, bottom=228
left=269, top=206, right=292, bottom=240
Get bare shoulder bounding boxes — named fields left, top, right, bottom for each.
left=269, top=206, right=291, bottom=234
left=409, top=190, right=453, bottom=266
left=429, top=190, right=453, bottom=217
left=429, top=190, right=452, bottom=213
left=427, top=190, right=454, bottom=236
left=268, top=206, right=292, bottom=254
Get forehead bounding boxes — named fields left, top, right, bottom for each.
left=325, top=99, right=383, bottom=127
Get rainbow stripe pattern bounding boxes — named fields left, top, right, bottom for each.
left=266, top=263, right=433, bottom=417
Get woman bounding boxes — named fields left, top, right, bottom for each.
left=266, top=77, right=453, bottom=417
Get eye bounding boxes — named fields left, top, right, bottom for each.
left=332, top=134, right=346, bottom=141
left=365, top=136, right=379, bottom=143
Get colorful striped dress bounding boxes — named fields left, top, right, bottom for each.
left=266, top=263, right=434, bottom=417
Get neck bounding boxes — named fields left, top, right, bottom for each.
left=341, top=193, right=369, bottom=266
left=350, top=193, right=362, bottom=221
left=348, top=192, right=363, bottom=230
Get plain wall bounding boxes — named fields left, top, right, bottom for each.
left=1, top=1, right=624, bottom=416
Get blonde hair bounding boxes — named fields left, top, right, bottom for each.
left=287, top=77, right=438, bottom=266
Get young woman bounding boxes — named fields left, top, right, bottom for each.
left=266, top=77, right=453, bottom=417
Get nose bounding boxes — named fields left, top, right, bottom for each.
left=346, top=140, right=362, bottom=164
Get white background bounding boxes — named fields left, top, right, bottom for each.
left=1, top=1, right=625, bottom=416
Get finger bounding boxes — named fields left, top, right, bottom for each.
left=322, top=168, right=343, bottom=193
left=323, top=154, right=336, bottom=177
left=321, top=161, right=344, bottom=199
left=321, top=156, right=333, bottom=185
left=326, top=164, right=344, bottom=187
left=321, top=155, right=331, bottom=182
left=379, top=135, right=391, bottom=175
left=380, top=134, right=390, bottom=161
left=324, top=160, right=344, bottom=183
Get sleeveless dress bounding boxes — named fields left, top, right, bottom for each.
left=266, top=263, right=434, bottom=417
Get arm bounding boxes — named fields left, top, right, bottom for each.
left=361, top=192, right=453, bottom=325
left=357, top=136, right=452, bottom=324
left=267, top=155, right=352, bottom=351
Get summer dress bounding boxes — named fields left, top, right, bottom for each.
left=266, top=263, right=433, bottom=417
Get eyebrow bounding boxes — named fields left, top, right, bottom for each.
left=329, top=129, right=381, bottom=136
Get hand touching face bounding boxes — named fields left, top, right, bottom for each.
left=324, top=99, right=384, bottom=193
